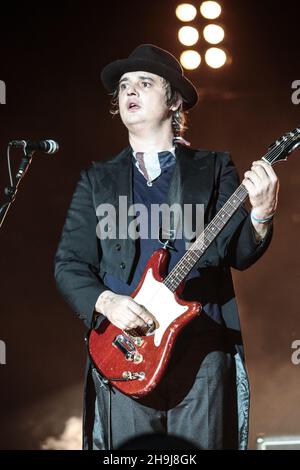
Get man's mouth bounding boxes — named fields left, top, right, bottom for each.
left=128, top=102, right=140, bottom=110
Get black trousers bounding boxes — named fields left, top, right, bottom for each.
left=91, top=319, right=238, bottom=450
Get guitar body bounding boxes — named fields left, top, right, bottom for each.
left=88, top=248, right=201, bottom=398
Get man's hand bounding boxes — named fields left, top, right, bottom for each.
left=95, top=290, right=157, bottom=331
left=243, top=160, right=279, bottom=239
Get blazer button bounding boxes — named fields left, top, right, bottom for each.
left=120, top=262, right=126, bottom=269
left=115, top=243, right=121, bottom=251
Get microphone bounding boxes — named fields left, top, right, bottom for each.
left=9, top=139, right=59, bottom=154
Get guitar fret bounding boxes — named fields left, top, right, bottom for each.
left=221, top=206, right=231, bottom=216
left=213, top=219, right=225, bottom=229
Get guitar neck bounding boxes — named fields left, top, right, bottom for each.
left=163, top=182, right=249, bottom=292
left=163, top=124, right=300, bottom=292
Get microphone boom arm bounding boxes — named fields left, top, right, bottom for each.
left=0, top=141, right=51, bottom=230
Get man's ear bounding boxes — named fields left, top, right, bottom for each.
left=170, top=97, right=183, bottom=112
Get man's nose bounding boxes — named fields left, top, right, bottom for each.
left=127, top=84, right=138, bottom=95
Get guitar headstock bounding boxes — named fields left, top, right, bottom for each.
left=264, top=127, right=300, bottom=166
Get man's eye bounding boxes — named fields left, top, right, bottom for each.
left=119, top=83, right=127, bottom=91
left=142, top=81, right=151, bottom=87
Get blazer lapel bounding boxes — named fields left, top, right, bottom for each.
left=92, top=147, right=135, bottom=252
left=174, top=144, right=215, bottom=206
left=93, top=146, right=132, bottom=208
left=166, top=144, right=215, bottom=239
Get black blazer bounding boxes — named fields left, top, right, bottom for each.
left=54, top=143, right=272, bottom=350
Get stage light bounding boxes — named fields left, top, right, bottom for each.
left=178, top=26, right=199, bottom=46
left=180, top=50, right=201, bottom=70
left=175, top=4, right=197, bottom=22
left=205, top=47, right=227, bottom=68
left=200, top=1, right=222, bottom=20
left=203, top=24, right=224, bottom=44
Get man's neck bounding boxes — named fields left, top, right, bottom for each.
left=128, top=127, right=174, bottom=154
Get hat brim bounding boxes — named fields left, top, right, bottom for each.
left=101, top=58, right=198, bottom=110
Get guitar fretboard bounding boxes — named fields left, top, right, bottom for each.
left=163, top=184, right=248, bottom=292
left=163, top=126, right=300, bottom=292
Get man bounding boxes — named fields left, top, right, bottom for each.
left=54, top=44, right=279, bottom=450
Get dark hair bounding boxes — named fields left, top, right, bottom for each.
left=109, top=77, right=188, bottom=137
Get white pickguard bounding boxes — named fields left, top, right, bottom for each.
left=133, top=268, right=188, bottom=347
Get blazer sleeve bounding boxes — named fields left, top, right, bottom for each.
left=54, top=168, right=107, bottom=329
left=213, top=152, right=273, bottom=271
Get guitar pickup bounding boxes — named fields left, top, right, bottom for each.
left=112, top=334, right=136, bottom=361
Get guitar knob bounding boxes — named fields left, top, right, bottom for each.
left=134, top=337, right=144, bottom=347
left=133, top=353, right=143, bottom=364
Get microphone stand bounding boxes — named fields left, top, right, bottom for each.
left=0, top=145, right=34, bottom=230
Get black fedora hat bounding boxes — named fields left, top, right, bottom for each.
left=101, top=44, right=198, bottom=110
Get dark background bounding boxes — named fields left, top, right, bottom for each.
left=0, top=0, right=300, bottom=449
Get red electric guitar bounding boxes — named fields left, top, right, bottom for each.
left=88, top=127, right=300, bottom=398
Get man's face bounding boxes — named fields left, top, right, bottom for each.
left=118, top=71, right=171, bottom=131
